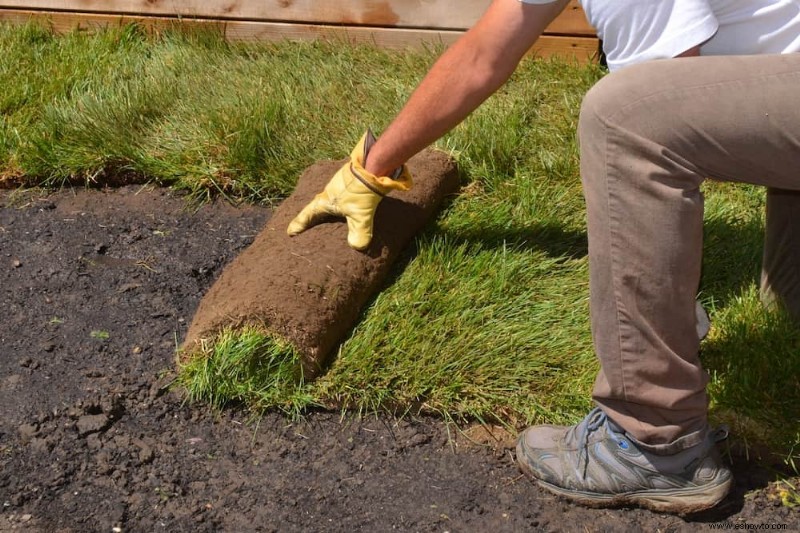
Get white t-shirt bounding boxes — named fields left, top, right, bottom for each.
left=520, top=0, right=800, bottom=70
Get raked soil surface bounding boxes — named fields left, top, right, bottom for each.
left=0, top=186, right=797, bottom=532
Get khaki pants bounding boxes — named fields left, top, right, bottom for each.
left=762, top=187, right=800, bottom=317
left=578, top=54, right=800, bottom=447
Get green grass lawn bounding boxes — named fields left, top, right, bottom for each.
left=2, top=22, right=798, bottom=463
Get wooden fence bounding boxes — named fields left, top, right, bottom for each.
left=0, top=0, right=598, bottom=61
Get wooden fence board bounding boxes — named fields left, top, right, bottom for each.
left=0, top=0, right=595, bottom=34
left=547, top=1, right=594, bottom=36
left=0, top=9, right=599, bottom=61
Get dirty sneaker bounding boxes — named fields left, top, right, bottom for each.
left=516, top=408, right=732, bottom=514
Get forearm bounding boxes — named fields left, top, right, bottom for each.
left=364, top=37, right=514, bottom=177
left=364, top=0, right=569, bottom=177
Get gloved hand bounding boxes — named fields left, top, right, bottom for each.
left=287, top=130, right=412, bottom=251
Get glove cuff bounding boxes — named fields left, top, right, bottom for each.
left=349, top=130, right=413, bottom=195
left=349, top=162, right=412, bottom=196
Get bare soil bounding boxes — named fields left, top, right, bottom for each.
left=0, top=186, right=797, bottom=532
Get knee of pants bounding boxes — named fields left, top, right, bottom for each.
left=579, top=70, right=630, bottom=136
left=578, top=60, right=693, bottom=144
left=577, top=68, right=645, bottom=192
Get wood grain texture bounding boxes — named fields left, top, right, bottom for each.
left=0, top=0, right=595, bottom=33
left=0, top=9, right=599, bottom=61
left=548, top=0, right=595, bottom=36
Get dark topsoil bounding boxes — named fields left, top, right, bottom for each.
left=0, top=186, right=797, bottom=533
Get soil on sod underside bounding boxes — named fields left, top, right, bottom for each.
left=0, top=185, right=797, bottom=532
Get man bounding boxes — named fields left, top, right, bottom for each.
left=287, top=0, right=800, bottom=513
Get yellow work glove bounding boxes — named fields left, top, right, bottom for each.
left=287, top=130, right=413, bottom=251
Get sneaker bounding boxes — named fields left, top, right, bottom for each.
left=516, top=408, right=732, bottom=514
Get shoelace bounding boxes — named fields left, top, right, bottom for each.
left=577, top=408, right=608, bottom=479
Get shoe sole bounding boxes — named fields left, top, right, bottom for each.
left=517, top=442, right=733, bottom=515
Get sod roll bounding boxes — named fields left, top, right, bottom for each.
left=180, top=149, right=459, bottom=378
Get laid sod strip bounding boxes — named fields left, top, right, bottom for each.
left=704, top=286, right=800, bottom=451
left=699, top=183, right=800, bottom=458
left=2, top=22, right=798, bottom=455
left=0, top=21, right=449, bottom=198
left=180, top=149, right=459, bottom=378
left=314, top=234, right=596, bottom=424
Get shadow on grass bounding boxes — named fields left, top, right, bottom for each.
left=698, top=212, right=800, bottom=476
left=700, top=214, right=764, bottom=309
left=702, top=300, right=800, bottom=449
left=436, top=219, right=588, bottom=260
left=429, top=195, right=762, bottom=272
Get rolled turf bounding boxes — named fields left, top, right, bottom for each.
left=180, top=149, right=460, bottom=379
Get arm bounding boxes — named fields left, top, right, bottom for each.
left=287, top=0, right=569, bottom=250
left=364, top=0, right=570, bottom=176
